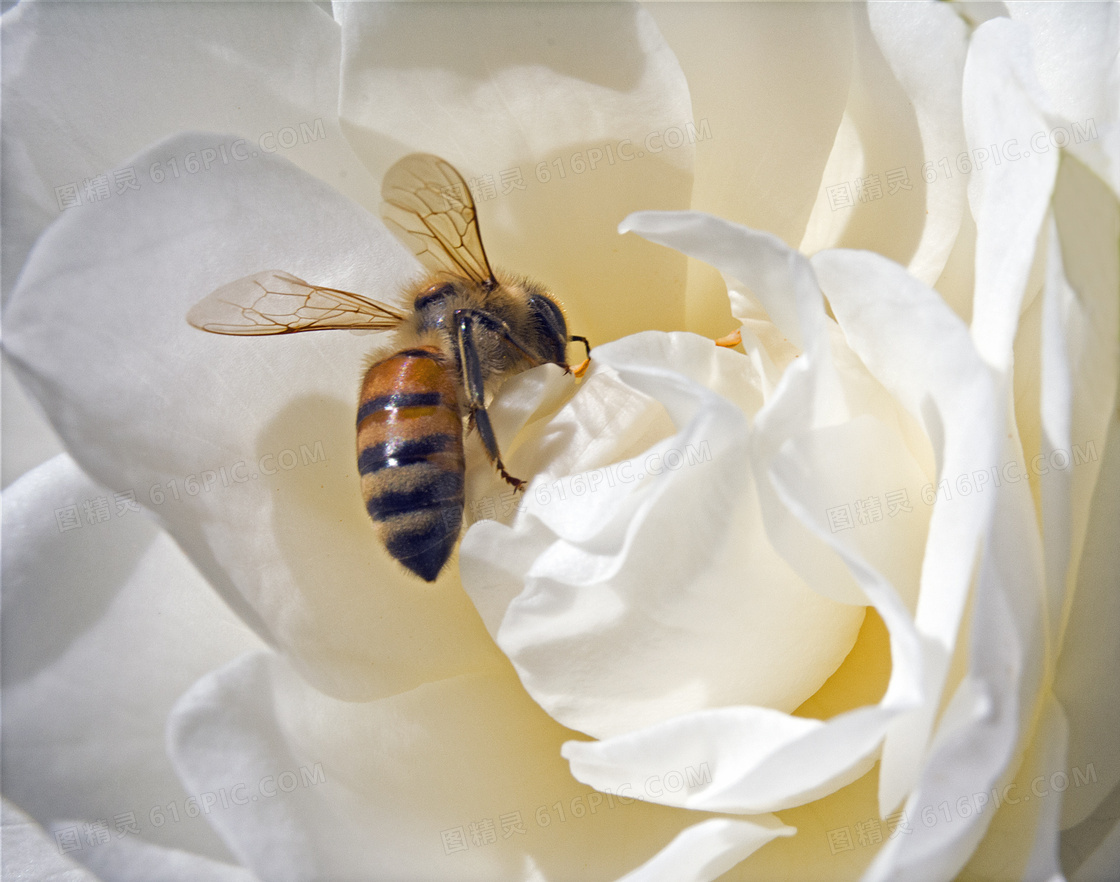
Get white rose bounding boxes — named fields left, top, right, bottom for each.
left=2, top=3, right=1117, bottom=881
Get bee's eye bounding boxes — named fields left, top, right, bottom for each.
left=526, top=294, right=569, bottom=365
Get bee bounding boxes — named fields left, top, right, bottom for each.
left=187, top=153, right=590, bottom=582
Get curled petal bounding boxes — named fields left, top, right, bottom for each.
left=802, top=2, right=970, bottom=290
left=646, top=2, right=854, bottom=339
left=615, top=816, right=795, bottom=882
left=964, top=17, right=1061, bottom=373
left=461, top=332, right=867, bottom=740
left=563, top=704, right=892, bottom=815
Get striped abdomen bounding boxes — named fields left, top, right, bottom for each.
left=357, top=347, right=465, bottom=582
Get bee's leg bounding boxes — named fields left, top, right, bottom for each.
left=568, top=335, right=591, bottom=377
left=453, top=310, right=525, bottom=491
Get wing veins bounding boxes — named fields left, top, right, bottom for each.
left=381, top=153, right=496, bottom=287
left=189, top=271, right=408, bottom=336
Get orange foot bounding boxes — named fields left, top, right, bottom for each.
left=714, top=328, right=742, bottom=348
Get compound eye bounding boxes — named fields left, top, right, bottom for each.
left=526, top=294, right=569, bottom=365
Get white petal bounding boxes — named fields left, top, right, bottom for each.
left=0, top=0, right=370, bottom=302
left=462, top=333, right=865, bottom=739
left=2, top=133, right=502, bottom=703
left=974, top=696, right=1072, bottom=882
left=868, top=22, right=1120, bottom=879
left=866, top=1, right=970, bottom=286
left=168, top=652, right=709, bottom=881
left=1, top=799, right=101, bottom=882
left=622, top=217, right=936, bottom=630
left=812, top=249, right=1006, bottom=813
left=1054, top=390, right=1120, bottom=829
left=652, top=3, right=852, bottom=247
left=166, top=653, right=326, bottom=881
left=615, top=816, right=794, bottom=882
left=1020, top=699, right=1070, bottom=882
left=860, top=424, right=1048, bottom=880
left=1037, top=152, right=1120, bottom=681
left=964, top=17, right=1061, bottom=373
left=1006, top=1, right=1120, bottom=196
left=1048, top=153, right=1120, bottom=595
left=622, top=211, right=826, bottom=353
left=336, top=2, right=694, bottom=344
left=563, top=703, right=895, bottom=815
left=646, top=3, right=855, bottom=336
left=1003, top=43, right=1120, bottom=855
left=936, top=694, right=1070, bottom=882
left=802, top=2, right=970, bottom=289
left=620, top=212, right=862, bottom=615
left=57, top=831, right=258, bottom=882
left=1, top=454, right=262, bottom=861
left=1, top=360, right=65, bottom=487
left=544, top=225, right=1001, bottom=816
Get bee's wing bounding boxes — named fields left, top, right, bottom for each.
left=187, top=271, right=408, bottom=335
left=380, top=153, right=496, bottom=286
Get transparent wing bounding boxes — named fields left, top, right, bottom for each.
left=187, top=271, right=408, bottom=335
left=380, top=153, right=496, bottom=286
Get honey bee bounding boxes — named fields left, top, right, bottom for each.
left=187, top=153, right=590, bottom=582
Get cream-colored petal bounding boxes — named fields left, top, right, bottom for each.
left=964, top=17, right=1061, bottom=373
left=865, top=1, right=970, bottom=286
left=802, top=2, right=970, bottom=290
left=1, top=359, right=64, bottom=488
left=1006, top=1, right=1120, bottom=196
left=168, top=652, right=708, bottom=881
left=811, top=248, right=1005, bottom=818
left=863, top=472, right=1044, bottom=881
left=563, top=704, right=894, bottom=816
left=1, top=455, right=262, bottom=862
left=0, top=0, right=372, bottom=302
left=619, top=212, right=871, bottom=607
left=57, top=830, right=258, bottom=882
left=1045, top=148, right=1120, bottom=838
left=1054, top=382, right=1120, bottom=831
left=461, top=333, right=865, bottom=739
left=548, top=224, right=1007, bottom=821
left=336, top=2, right=694, bottom=344
left=646, top=3, right=854, bottom=337
left=1037, top=155, right=1120, bottom=664
left=954, top=694, right=1071, bottom=882
left=1, top=799, right=101, bottom=882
